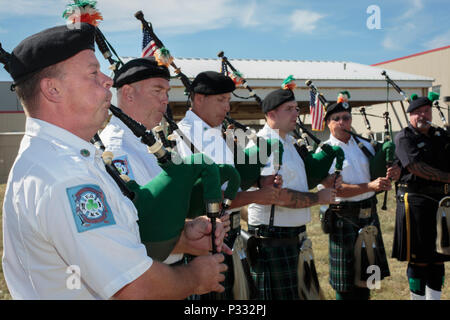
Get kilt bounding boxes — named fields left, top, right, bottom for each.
left=392, top=190, right=450, bottom=263
left=247, top=224, right=307, bottom=300
left=328, top=197, right=390, bottom=292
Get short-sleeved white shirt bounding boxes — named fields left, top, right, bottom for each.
left=100, top=115, right=162, bottom=186
left=175, top=110, right=234, bottom=166
left=247, top=124, right=311, bottom=227
left=319, top=134, right=375, bottom=202
left=175, top=110, right=242, bottom=213
left=2, top=118, right=153, bottom=300
left=100, top=115, right=183, bottom=264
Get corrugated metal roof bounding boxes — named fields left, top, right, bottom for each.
left=121, top=56, right=434, bottom=82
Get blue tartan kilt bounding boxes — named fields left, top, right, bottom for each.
left=328, top=208, right=390, bottom=292
left=247, top=225, right=306, bottom=300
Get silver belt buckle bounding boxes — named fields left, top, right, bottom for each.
left=359, top=208, right=372, bottom=219
left=231, top=211, right=241, bottom=230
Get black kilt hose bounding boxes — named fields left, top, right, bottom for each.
left=328, top=196, right=390, bottom=292
left=247, top=224, right=308, bottom=300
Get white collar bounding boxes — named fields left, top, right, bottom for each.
left=329, top=133, right=356, bottom=147
left=26, top=117, right=97, bottom=160
left=260, top=123, right=293, bottom=144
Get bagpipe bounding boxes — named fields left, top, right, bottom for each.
left=0, top=42, right=11, bottom=73
left=218, top=52, right=344, bottom=190
left=62, top=1, right=242, bottom=259
left=134, top=10, right=196, bottom=152
left=428, top=92, right=450, bottom=137
left=295, top=116, right=345, bottom=190
left=310, top=77, right=395, bottom=208
left=108, top=105, right=241, bottom=256
left=343, top=115, right=395, bottom=210
left=299, top=80, right=345, bottom=189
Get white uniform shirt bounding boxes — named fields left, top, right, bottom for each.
left=175, top=110, right=234, bottom=166
left=247, top=124, right=311, bottom=227
left=2, top=118, right=152, bottom=300
left=100, top=115, right=183, bottom=264
left=175, top=110, right=241, bottom=213
left=319, top=134, right=375, bottom=202
left=100, top=115, right=162, bottom=186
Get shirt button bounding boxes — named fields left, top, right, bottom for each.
left=80, top=149, right=90, bottom=157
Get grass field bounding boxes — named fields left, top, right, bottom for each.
left=0, top=183, right=448, bottom=300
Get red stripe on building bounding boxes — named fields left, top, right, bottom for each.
left=372, top=45, right=450, bottom=66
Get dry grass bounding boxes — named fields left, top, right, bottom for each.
left=0, top=185, right=448, bottom=300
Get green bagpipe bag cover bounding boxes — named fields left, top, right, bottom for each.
left=186, top=163, right=241, bottom=219
left=369, top=140, right=395, bottom=180
left=234, top=138, right=284, bottom=191
left=125, top=153, right=222, bottom=261
left=304, top=145, right=345, bottom=189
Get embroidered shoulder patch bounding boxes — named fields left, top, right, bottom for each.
left=112, top=155, right=135, bottom=180
left=66, top=184, right=116, bottom=233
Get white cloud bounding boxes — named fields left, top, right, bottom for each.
left=240, top=0, right=259, bottom=27
left=95, top=0, right=240, bottom=34
left=381, top=0, right=426, bottom=50
left=0, top=0, right=67, bottom=16
left=0, top=0, right=326, bottom=36
left=398, top=0, right=423, bottom=20
left=425, top=30, right=450, bottom=49
left=290, top=9, right=324, bottom=33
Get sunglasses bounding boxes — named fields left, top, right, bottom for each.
left=331, top=115, right=352, bottom=122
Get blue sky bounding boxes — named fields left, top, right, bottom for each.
left=0, top=0, right=449, bottom=81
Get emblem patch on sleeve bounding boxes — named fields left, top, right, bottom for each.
left=112, top=155, right=135, bottom=180
left=66, top=184, right=116, bottom=233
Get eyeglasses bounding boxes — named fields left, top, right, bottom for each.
left=331, top=115, right=352, bottom=122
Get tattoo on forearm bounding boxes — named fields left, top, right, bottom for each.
left=408, top=162, right=450, bottom=183
left=282, top=189, right=318, bottom=209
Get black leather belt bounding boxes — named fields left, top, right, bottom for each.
left=329, top=197, right=375, bottom=217
left=247, top=225, right=306, bottom=247
left=398, top=183, right=449, bottom=195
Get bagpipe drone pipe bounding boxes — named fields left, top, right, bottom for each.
left=218, top=52, right=343, bottom=191
left=134, top=10, right=195, bottom=152
left=108, top=105, right=241, bottom=256
left=295, top=116, right=345, bottom=190
left=306, top=80, right=395, bottom=196
left=62, top=2, right=242, bottom=258
left=299, top=80, right=347, bottom=189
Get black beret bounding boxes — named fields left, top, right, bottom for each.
left=262, top=88, right=295, bottom=113
left=324, top=102, right=351, bottom=121
left=407, top=96, right=431, bottom=113
left=9, top=23, right=95, bottom=85
left=191, top=71, right=235, bottom=95
left=113, top=56, right=170, bottom=88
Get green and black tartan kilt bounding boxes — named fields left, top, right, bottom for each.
left=247, top=224, right=306, bottom=300
left=328, top=198, right=390, bottom=292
